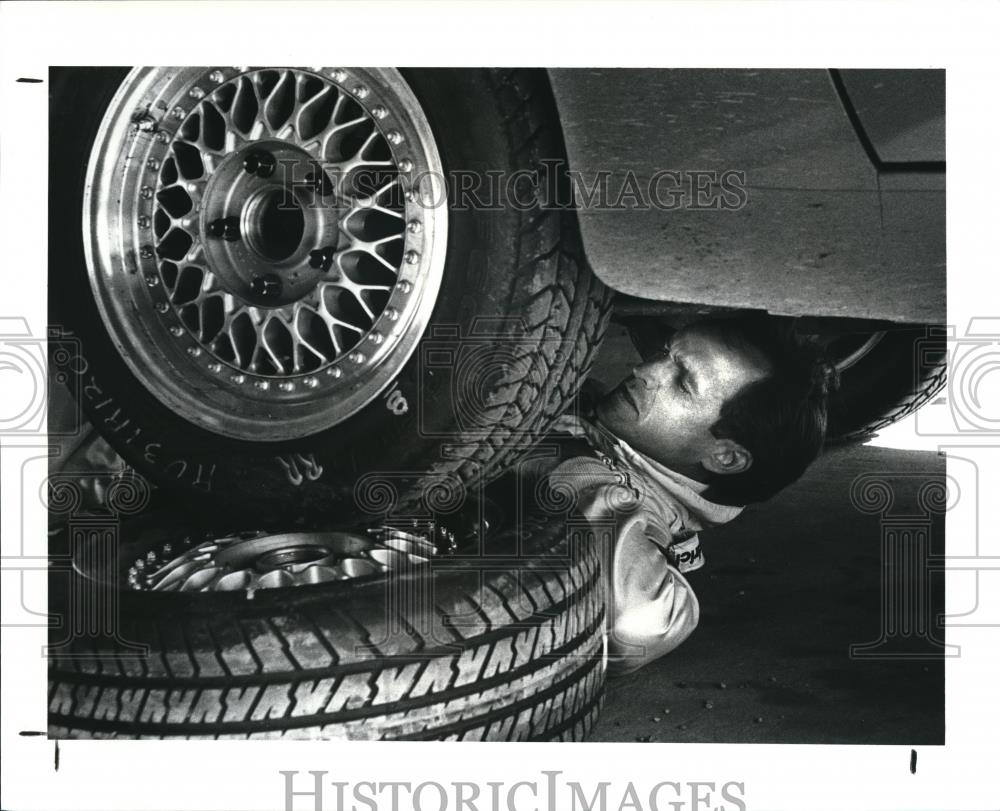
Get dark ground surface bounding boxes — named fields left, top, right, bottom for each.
left=587, top=440, right=946, bottom=744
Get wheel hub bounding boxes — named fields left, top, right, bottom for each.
left=199, top=140, right=340, bottom=308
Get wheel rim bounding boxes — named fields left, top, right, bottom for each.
left=84, top=67, right=446, bottom=441
left=828, top=331, right=887, bottom=373
left=119, top=523, right=459, bottom=593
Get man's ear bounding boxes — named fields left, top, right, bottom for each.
left=701, top=438, right=753, bottom=476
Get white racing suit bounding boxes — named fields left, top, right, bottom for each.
left=544, top=415, right=745, bottom=675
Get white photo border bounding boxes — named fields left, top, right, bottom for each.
left=2, top=2, right=998, bottom=810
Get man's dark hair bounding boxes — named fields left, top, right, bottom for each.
left=697, top=315, right=839, bottom=506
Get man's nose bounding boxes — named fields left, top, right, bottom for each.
left=634, top=355, right=672, bottom=388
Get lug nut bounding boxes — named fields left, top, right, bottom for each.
left=243, top=150, right=276, bottom=178
left=208, top=216, right=241, bottom=241
left=250, top=273, right=283, bottom=300
left=304, top=170, right=333, bottom=197
left=309, top=247, right=335, bottom=272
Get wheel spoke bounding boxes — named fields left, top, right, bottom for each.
left=295, top=84, right=337, bottom=143
left=257, top=314, right=289, bottom=374
left=156, top=68, right=411, bottom=373
left=230, top=75, right=258, bottom=136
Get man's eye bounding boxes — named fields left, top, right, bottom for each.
left=670, top=365, right=687, bottom=393
left=677, top=367, right=694, bottom=396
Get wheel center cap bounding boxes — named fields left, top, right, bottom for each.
left=200, top=141, right=341, bottom=307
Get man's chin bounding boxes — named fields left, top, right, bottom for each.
left=595, top=392, right=630, bottom=433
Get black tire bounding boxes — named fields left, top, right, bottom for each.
left=824, top=327, right=947, bottom=444
left=49, top=68, right=612, bottom=521
left=47, top=510, right=605, bottom=740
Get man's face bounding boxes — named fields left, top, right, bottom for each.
left=596, top=324, right=771, bottom=477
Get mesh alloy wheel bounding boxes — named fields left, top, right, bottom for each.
left=118, top=524, right=458, bottom=593
left=83, top=67, right=446, bottom=441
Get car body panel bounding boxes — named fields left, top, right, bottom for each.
left=837, top=69, right=945, bottom=165
left=547, top=68, right=944, bottom=324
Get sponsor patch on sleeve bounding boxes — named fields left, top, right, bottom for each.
left=666, top=534, right=705, bottom=573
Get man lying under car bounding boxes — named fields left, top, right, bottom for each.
left=519, top=315, right=838, bottom=674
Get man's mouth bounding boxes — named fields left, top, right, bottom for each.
left=620, top=379, right=641, bottom=416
